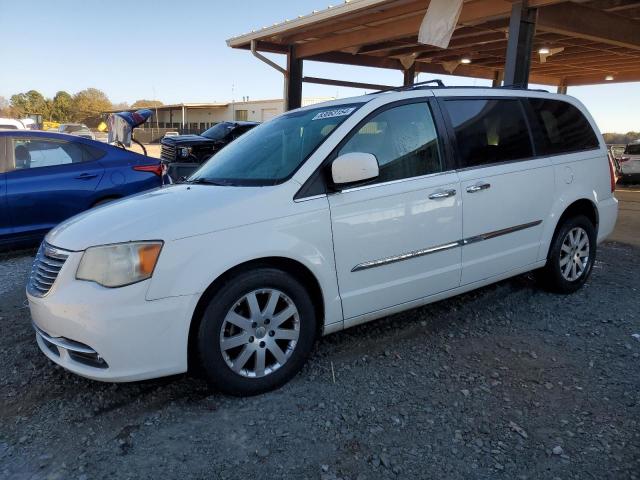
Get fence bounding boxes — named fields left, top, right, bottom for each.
left=132, top=127, right=203, bottom=143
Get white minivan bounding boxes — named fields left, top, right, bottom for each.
left=27, top=85, right=618, bottom=395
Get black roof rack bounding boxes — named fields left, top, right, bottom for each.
left=372, top=79, right=548, bottom=94
left=371, top=79, right=445, bottom=94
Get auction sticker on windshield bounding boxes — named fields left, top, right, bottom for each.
left=312, top=107, right=357, bottom=121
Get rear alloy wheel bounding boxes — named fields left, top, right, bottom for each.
left=197, top=268, right=316, bottom=396
left=537, top=215, right=596, bottom=294
left=559, top=227, right=590, bottom=282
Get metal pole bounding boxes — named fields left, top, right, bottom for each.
left=403, top=64, right=417, bottom=86
left=504, top=1, right=537, bottom=88
left=285, top=46, right=303, bottom=111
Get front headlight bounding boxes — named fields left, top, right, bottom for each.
left=76, top=241, right=163, bottom=288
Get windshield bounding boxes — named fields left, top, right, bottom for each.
left=201, top=122, right=235, bottom=141
left=624, top=143, right=640, bottom=155
left=190, top=104, right=361, bottom=186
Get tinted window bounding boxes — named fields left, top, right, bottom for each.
left=444, top=99, right=532, bottom=167
left=624, top=144, right=640, bottom=155
left=0, top=124, right=18, bottom=130
left=528, top=99, right=599, bottom=155
left=339, top=102, right=442, bottom=184
left=10, top=138, right=95, bottom=170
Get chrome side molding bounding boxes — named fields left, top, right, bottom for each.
left=351, top=220, right=543, bottom=272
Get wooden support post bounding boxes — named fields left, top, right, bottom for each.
left=504, top=2, right=537, bottom=88
left=285, top=46, right=303, bottom=111
left=557, top=80, right=568, bottom=94
left=403, top=64, right=417, bottom=86
left=492, top=70, right=504, bottom=87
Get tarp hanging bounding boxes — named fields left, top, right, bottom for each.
left=418, top=0, right=464, bottom=49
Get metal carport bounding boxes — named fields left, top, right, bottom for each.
left=227, top=0, right=640, bottom=109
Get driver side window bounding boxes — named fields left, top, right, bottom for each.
left=338, top=101, right=443, bottom=184
left=10, top=138, right=90, bottom=171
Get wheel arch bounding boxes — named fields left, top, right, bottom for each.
left=187, top=256, right=325, bottom=370
left=544, top=198, right=598, bottom=260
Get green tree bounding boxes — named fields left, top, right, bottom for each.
left=9, top=93, right=29, bottom=116
left=50, top=91, right=73, bottom=122
left=71, top=88, right=112, bottom=126
left=0, top=96, right=10, bottom=116
left=131, top=99, right=163, bottom=109
left=9, top=90, right=50, bottom=118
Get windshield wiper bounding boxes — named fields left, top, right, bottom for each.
left=186, top=178, right=233, bottom=186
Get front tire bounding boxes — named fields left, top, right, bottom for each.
left=537, top=215, right=596, bottom=294
left=197, top=268, right=317, bottom=396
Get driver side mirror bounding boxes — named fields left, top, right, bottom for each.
left=331, top=152, right=379, bottom=187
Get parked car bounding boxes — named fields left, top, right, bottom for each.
left=617, top=142, right=640, bottom=183
left=0, top=118, right=27, bottom=130
left=163, top=131, right=180, bottom=139
left=27, top=86, right=618, bottom=396
left=58, top=123, right=95, bottom=140
left=0, top=130, right=168, bottom=249
left=160, top=121, right=258, bottom=180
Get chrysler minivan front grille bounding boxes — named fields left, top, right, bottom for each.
left=27, top=243, right=70, bottom=297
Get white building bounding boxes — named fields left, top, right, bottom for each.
left=109, top=97, right=334, bottom=133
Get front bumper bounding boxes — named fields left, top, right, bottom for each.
left=27, top=250, right=200, bottom=382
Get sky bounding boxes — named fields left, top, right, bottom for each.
left=0, top=0, right=638, bottom=133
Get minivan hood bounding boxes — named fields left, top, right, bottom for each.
left=46, top=184, right=286, bottom=251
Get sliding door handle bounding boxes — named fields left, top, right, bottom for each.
left=428, top=189, right=456, bottom=200
left=466, top=182, right=491, bottom=193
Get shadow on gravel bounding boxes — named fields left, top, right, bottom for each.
left=1, top=243, right=638, bottom=480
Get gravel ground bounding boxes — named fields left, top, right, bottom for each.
left=0, top=242, right=638, bottom=480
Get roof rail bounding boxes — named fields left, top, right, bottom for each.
left=371, top=79, right=445, bottom=94
left=370, top=80, right=550, bottom=95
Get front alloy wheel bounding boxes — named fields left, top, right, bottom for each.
left=220, top=289, right=300, bottom=378
left=197, top=268, right=317, bottom=396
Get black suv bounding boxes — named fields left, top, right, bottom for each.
left=160, top=121, right=258, bottom=180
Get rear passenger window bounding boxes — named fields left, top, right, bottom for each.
left=339, top=101, right=442, bottom=184
left=444, top=99, right=532, bottom=168
left=527, top=99, right=599, bottom=155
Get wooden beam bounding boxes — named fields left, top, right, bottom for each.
left=537, top=2, right=640, bottom=51
left=302, top=76, right=392, bottom=90
left=281, top=1, right=429, bottom=43
left=296, top=0, right=561, bottom=59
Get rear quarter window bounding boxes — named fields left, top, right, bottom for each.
left=527, top=99, right=599, bottom=156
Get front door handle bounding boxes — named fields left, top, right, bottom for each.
left=466, top=182, right=491, bottom=193
left=428, top=189, right=456, bottom=200
left=75, top=173, right=98, bottom=180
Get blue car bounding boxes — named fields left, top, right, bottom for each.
left=0, top=130, right=168, bottom=249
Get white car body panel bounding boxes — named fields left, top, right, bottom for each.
left=329, top=171, right=462, bottom=319
left=457, top=158, right=554, bottom=284
left=27, top=87, right=618, bottom=383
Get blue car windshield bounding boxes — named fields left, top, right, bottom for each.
left=189, top=104, right=362, bottom=186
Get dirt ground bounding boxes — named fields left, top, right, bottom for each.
left=128, top=143, right=161, bottom=159
left=0, top=193, right=638, bottom=480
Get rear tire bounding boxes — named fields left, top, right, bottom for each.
left=197, top=268, right=317, bottom=396
left=537, top=215, right=596, bottom=294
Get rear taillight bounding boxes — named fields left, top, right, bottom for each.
left=133, top=163, right=166, bottom=177
left=608, top=156, right=616, bottom=193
